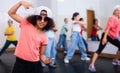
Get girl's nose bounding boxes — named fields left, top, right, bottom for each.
left=41, top=19, right=45, bottom=23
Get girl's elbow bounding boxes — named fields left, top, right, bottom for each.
left=8, top=11, right=13, bottom=17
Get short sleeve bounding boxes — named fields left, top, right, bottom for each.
left=11, top=26, right=15, bottom=32
left=62, top=25, right=66, bottom=29
left=41, top=34, right=48, bottom=46
left=106, top=16, right=115, bottom=30
left=5, top=28, right=7, bottom=33
left=72, top=21, right=76, bottom=24
left=19, top=18, right=28, bottom=28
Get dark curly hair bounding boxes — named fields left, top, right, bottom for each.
left=43, top=18, right=55, bottom=31
left=26, top=15, right=55, bottom=31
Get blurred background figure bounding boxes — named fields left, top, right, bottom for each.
left=55, top=18, right=69, bottom=54
left=91, top=18, right=102, bottom=41
left=0, top=19, right=18, bottom=56
left=79, top=18, right=91, bottom=57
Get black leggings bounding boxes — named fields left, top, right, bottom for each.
left=96, top=33, right=120, bottom=54
left=0, top=40, right=17, bottom=56
left=12, top=57, right=43, bottom=73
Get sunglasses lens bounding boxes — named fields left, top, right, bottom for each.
left=36, top=16, right=42, bottom=20
left=40, top=13, right=47, bottom=17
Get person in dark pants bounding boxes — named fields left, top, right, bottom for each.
left=89, top=5, right=120, bottom=72
left=0, top=19, right=18, bottom=56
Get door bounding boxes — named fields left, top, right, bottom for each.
left=87, top=10, right=95, bottom=39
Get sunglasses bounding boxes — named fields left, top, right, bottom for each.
left=36, top=15, right=49, bottom=22
left=40, top=13, right=47, bottom=17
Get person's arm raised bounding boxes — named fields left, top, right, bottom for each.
left=8, top=1, right=32, bottom=23
left=73, top=21, right=85, bottom=25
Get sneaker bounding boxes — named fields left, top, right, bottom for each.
left=89, top=65, right=96, bottom=72
left=87, top=52, right=91, bottom=57
left=64, top=58, right=69, bottom=63
left=64, top=51, right=67, bottom=54
left=41, top=62, right=47, bottom=68
left=81, top=57, right=90, bottom=61
left=112, top=60, right=120, bottom=66
left=49, top=64, right=56, bottom=68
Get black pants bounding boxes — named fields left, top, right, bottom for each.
left=0, top=40, right=18, bottom=56
left=12, top=57, right=43, bottom=73
left=96, top=33, right=120, bottom=54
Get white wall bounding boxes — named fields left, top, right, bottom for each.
left=0, top=0, right=55, bottom=48
left=54, top=0, right=120, bottom=55
left=55, top=0, right=120, bottom=41
left=100, top=0, right=120, bottom=18
left=0, top=0, right=38, bottom=48
left=0, top=0, right=120, bottom=55
left=0, top=0, right=19, bottom=48
left=56, top=0, right=100, bottom=41
left=99, top=0, right=120, bottom=28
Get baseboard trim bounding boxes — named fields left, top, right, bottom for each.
left=3, top=48, right=119, bottom=59
left=58, top=48, right=119, bottom=59
left=1, top=47, right=15, bottom=53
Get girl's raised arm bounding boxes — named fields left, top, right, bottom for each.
left=8, top=1, right=32, bottom=23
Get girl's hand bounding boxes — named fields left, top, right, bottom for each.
left=21, top=1, right=33, bottom=9
left=44, top=58, right=52, bottom=64
left=102, top=37, right=107, bottom=45
left=40, top=55, right=52, bottom=64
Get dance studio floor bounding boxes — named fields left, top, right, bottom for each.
left=0, top=51, right=120, bottom=73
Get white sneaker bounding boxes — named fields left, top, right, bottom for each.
left=64, top=58, right=69, bottom=63
left=81, top=57, right=90, bottom=61
left=112, top=60, right=120, bottom=66
left=64, top=51, right=67, bottom=54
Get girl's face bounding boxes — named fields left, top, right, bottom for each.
left=64, top=18, right=68, bottom=24
left=95, top=20, right=98, bottom=24
left=114, top=8, right=120, bottom=17
left=36, top=16, right=48, bottom=29
left=8, top=21, right=12, bottom=26
left=74, top=15, right=80, bottom=21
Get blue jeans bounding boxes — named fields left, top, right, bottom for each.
left=55, top=34, right=68, bottom=51
left=44, top=38, right=56, bottom=65
left=82, top=37, right=88, bottom=48
left=91, top=35, right=97, bottom=41
left=118, top=34, right=120, bottom=41
left=65, top=31, right=87, bottom=60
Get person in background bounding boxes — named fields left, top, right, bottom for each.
left=0, top=19, right=18, bottom=56
left=91, top=18, right=102, bottom=41
left=40, top=9, right=58, bottom=68
left=79, top=18, right=91, bottom=57
left=55, top=18, right=68, bottom=54
left=89, top=5, right=120, bottom=72
left=64, top=12, right=90, bottom=63
left=8, top=1, right=53, bottom=73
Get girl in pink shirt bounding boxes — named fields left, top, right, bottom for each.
left=89, top=5, right=120, bottom=72
left=8, top=1, right=54, bottom=73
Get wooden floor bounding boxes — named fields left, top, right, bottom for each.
left=0, top=51, right=120, bottom=73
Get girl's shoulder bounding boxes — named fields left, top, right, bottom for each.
left=108, top=15, right=119, bottom=22
left=40, top=31, right=48, bottom=37
left=109, top=15, right=117, bottom=20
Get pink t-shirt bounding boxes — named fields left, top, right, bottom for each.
left=107, top=15, right=120, bottom=39
left=15, top=18, right=48, bottom=62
